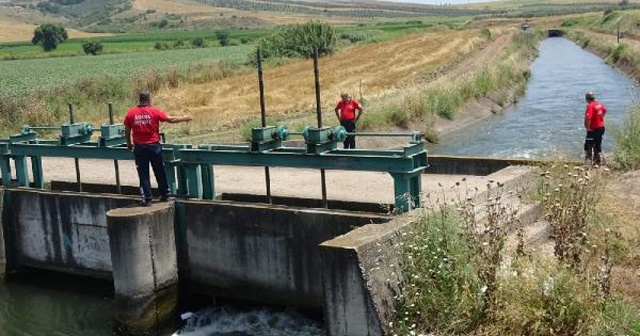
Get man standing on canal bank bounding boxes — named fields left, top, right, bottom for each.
left=124, top=91, right=193, bottom=206
left=335, top=91, right=364, bottom=149
left=584, top=91, right=607, bottom=166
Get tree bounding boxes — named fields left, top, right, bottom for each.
left=82, top=41, right=103, bottom=55
left=32, top=24, right=68, bottom=52
left=215, top=30, right=229, bottom=46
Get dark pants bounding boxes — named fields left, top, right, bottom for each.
left=584, top=127, right=605, bottom=164
left=340, top=119, right=356, bottom=149
left=134, top=143, right=170, bottom=202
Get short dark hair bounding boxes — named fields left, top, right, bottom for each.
left=585, top=92, right=595, bottom=101
left=139, top=91, right=151, bottom=104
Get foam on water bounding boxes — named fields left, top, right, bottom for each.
left=173, top=307, right=324, bottom=336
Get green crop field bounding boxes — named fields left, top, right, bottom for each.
left=0, top=45, right=253, bottom=96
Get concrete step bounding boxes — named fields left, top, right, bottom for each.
left=504, top=219, right=555, bottom=258
left=467, top=191, right=541, bottom=234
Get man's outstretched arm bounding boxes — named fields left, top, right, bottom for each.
left=166, top=115, right=193, bottom=123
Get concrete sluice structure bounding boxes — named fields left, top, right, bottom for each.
left=0, top=157, right=536, bottom=336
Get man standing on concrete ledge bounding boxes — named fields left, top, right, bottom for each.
left=124, top=91, right=193, bottom=206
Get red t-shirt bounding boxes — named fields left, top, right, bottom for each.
left=585, top=100, right=607, bottom=130
left=123, top=105, right=168, bottom=145
left=335, top=99, right=361, bottom=121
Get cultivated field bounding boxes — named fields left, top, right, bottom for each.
left=0, top=45, right=252, bottom=96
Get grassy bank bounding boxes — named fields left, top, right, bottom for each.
left=360, top=29, right=540, bottom=143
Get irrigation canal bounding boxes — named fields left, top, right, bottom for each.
left=1, top=37, right=638, bottom=336
left=431, top=37, right=638, bottom=159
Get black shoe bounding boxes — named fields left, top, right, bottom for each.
left=159, top=195, right=175, bottom=202
left=138, top=200, right=151, bottom=207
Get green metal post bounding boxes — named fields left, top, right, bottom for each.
left=109, top=103, right=122, bottom=194
left=410, top=173, right=422, bottom=209
left=165, top=162, right=177, bottom=195
left=0, top=156, right=11, bottom=187
left=390, top=173, right=413, bottom=213
left=184, top=164, right=202, bottom=198
left=69, top=103, right=82, bottom=192
left=201, top=164, right=215, bottom=200
left=14, top=156, right=29, bottom=187
left=177, top=165, right=188, bottom=196
left=30, top=156, right=44, bottom=189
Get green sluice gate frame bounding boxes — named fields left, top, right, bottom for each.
left=0, top=125, right=429, bottom=212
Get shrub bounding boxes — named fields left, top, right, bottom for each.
left=538, top=164, right=602, bottom=270
left=153, top=41, right=169, bottom=50
left=340, top=32, right=371, bottom=43
left=191, top=37, right=206, bottom=48
left=493, top=260, right=598, bottom=336
left=612, top=106, right=640, bottom=170
left=215, top=31, right=230, bottom=46
left=82, top=41, right=103, bottom=55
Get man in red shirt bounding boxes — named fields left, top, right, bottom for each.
left=584, top=91, right=607, bottom=165
left=124, top=91, right=193, bottom=206
left=334, top=91, right=364, bottom=149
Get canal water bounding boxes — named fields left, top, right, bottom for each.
left=0, top=37, right=637, bottom=335
left=431, top=37, right=639, bottom=158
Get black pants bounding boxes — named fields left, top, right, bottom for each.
left=584, top=127, right=605, bottom=163
left=134, top=143, right=170, bottom=202
left=340, top=119, right=356, bottom=149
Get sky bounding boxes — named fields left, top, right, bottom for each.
left=379, top=0, right=500, bottom=4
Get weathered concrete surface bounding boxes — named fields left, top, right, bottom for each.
left=7, top=189, right=134, bottom=278
left=108, top=202, right=179, bottom=336
left=426, top=155, right=579, bottom=176
left=177, top=200, right=390, bottom=308
left=0, top=189, right=5, bottom=277
left=320, top=166, right=535, bottom=336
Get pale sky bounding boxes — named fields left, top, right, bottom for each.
left=380, top=0, right=500, bottom=4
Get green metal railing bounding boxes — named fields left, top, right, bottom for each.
left=0, top=121, right=428, bottom=212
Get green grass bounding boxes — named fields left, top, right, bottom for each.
left=0, top=28, right=269, bottom=60
left=0, top=45, right=252, bottom=96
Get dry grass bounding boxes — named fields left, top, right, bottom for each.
left=155, top=28, right=498, bottom=130
left=0, top=15, right=112, bottom=42
left=600, top=180, right=640, bottom=307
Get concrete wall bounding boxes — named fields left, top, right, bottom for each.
left=177, top=201, right=389, bottom=308
left=426, top=156, right=581, bottom=176
left=6, top=189, right=134, bottom=278
left=3, top=189, right=390, bottom=310
left=320, top=215, right=411, bottom=336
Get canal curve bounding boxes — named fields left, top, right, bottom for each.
left=431, top=37, right=639, bottom=159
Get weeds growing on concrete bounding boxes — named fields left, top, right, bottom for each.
left=390, top=166, right=640, bottom=335
left=390, top=180, right=520, bottom=335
